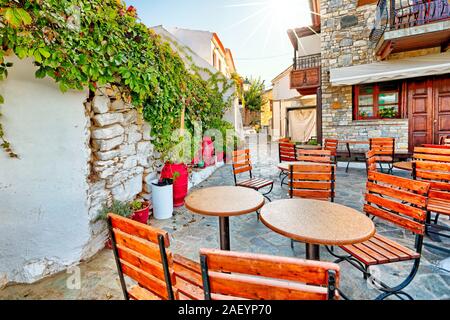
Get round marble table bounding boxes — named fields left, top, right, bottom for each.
left=185, top=186, right=265, bottom=250
left=260, top=199, right=375, bottom=260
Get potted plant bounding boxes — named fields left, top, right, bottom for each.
left=379, top=107, right=398, bottom=119
left=96, top=200, right=133, bottom=249
left=358, top=111, right=369, bottom=120
left=151, top=177, right=174, bottom=220
left=129, top=200, right=151, bottom=224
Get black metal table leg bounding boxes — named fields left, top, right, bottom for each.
left=219, top=216, right=230, bottom=251
left=306, top=243, right=320, bottom=260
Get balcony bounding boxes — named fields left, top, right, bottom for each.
left=370, top=0, right=450, bottom=59
left=290, top=54, right=321, bottom=95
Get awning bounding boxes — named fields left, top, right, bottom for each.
left=330, top=52, right=450, bottom=86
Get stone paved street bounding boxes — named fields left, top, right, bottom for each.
left=1, top=142, right=449, bottom=300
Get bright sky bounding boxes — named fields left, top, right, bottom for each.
left=124, top=0, right=312, bottom=86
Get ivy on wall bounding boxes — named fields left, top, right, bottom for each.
left=0, top=0, right=236, bottom=159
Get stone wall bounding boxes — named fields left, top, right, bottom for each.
left=320, top=0, right=409, bottom=151
left=81, top=85, right=159, bottom=257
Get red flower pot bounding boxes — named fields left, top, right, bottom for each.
left=130, top=201, right=151, bottom=224
left=161, top=163, right=188, bottom=207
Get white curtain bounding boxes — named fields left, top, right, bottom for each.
left=289, top=108, right=317, bottom=143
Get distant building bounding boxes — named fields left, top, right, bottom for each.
left=165, top=27, right=236, bottom=78
left=151, top=26, right=244, bottom=139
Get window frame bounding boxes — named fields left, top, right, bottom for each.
left=353, top=82, right=403, bottom=121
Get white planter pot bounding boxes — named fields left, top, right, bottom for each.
left=151, top=179, right=173, bottom=220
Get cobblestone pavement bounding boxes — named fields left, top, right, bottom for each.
left=1, top=142, right=449, bottom=300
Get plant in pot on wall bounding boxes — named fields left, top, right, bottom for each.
left=379, top=107, right=398, bottom=119
left=97, top=200, right=150, bottom=249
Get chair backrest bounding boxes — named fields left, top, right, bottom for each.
left=369, top=137, right=395, bottom=159
left=289, top=163, right=335, bottom=202
left=278, top=137, right=291, bottom=143
left=324, top=139, right=339, bottom=156
left=365, top=172, right=430, bottom=241
left=413, top=161, right=450, bottom=203
left=232, top=149, right=252, bottom=183
left=297, top=149, right=333, bottom=163
left=199, top=249, right=340, bottom=300
left=366, top=150, right=378, bottom=173
left=107, top=213, right=177, bottom=300
left=421, top=144, right=450, bottom=149
left=413, top=147, right=450, bottom=163
left=279, top=142, right=296, bottom=162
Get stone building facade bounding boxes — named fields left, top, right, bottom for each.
left=320, top=0, right=409, bottom=150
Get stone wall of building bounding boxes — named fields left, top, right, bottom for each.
left=81, top=85, right=160, bottom=258
left=320, top=0, right=409, bottom=151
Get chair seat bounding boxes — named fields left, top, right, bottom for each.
left=428, top=198, right=450, bottom=216
left=237, top=177, right=274, bottom=190
left=339, top=233, right=420, bottom=266
left=173, top=254, right=203, bottom=300
left=128, top=285, right=161, bottom=300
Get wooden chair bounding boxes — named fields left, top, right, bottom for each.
left=232, top=149, right=274, bottom=202
left=369, top=137, right=395, bottom=173
left=327, top=172, right=430, bottom=300
left=199, top=248, right=340, bottom=300
left=413, top=146, right=450, bottom=163
left=413, top=161, right=450, bottom=245
left=289, top=163, right=335, bottom=202
left=278, top=141, right=296, bottom=162
left=324, top=139, right=339, bottom=165
left=107, top=214, right=203, bottom=300
left=297, top=149, right=333, bottom=164
left=365, top=149, right=378, bottom=174
left=288, top=163, right=335, bottom=249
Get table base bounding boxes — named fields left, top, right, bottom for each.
left=219, top=216, right=230, bottom=251
left=306, top=244, right=320, bottom=261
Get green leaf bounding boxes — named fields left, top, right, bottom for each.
left=16, top=8, right=32, bottom=25
left=35, top=68, right=46, bottom=79
left=0, top=95, right=4, bottom=104
left=38, top=48, right=51, bottom=59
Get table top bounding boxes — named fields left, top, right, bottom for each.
left=260, top=199, right=375, bottom=246
left=393, top=161, right=413, bottom=171
left=185, top=186, right=265, bottom=217
left=278, top=161, right=335, bottom=171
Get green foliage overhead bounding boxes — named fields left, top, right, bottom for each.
left=0, top=0, right=236, bottom=159
left=244, top=77, right=266, bottom=112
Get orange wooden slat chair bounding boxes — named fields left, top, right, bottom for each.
left=289, top=163, right=335, bottom=202
left=365, top=149, right=378, bottom=174
left=288, top=163, right=335, bottom=249
left=232, top=149, right=274, bottom=202
left=413, top=161, right=450, bottom=244
left=199, top=248, right=340, bottom=300
left=413, top=146, right=450, bottom=163
left=327, top=172, right=430, bottom=300
left=297, top=149, right=333, bottom=164
left=369, top=137, right=395, bottom=173
left=107, top=214, right=203, bottom=300
left=324, top=139, right=339, bottom=165
left=278, top=141, right=296, bottom=162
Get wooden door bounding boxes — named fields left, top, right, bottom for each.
left=408, top=78, right=433, bottom=150
left=433, top=76, right=450, bottom=144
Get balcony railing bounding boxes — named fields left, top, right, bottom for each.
left=293, top=54, right=321, bottom=70
left=370, top=0, right=450, bottom=43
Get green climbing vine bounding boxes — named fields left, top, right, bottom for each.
left=0, top=0, right=237, bottom=159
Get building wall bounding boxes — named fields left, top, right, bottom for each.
left=320, top=0, right=409, bottom=150
left=0, top=57, right=91, bottom=284
left=0, top=57, right=159, bottom=286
